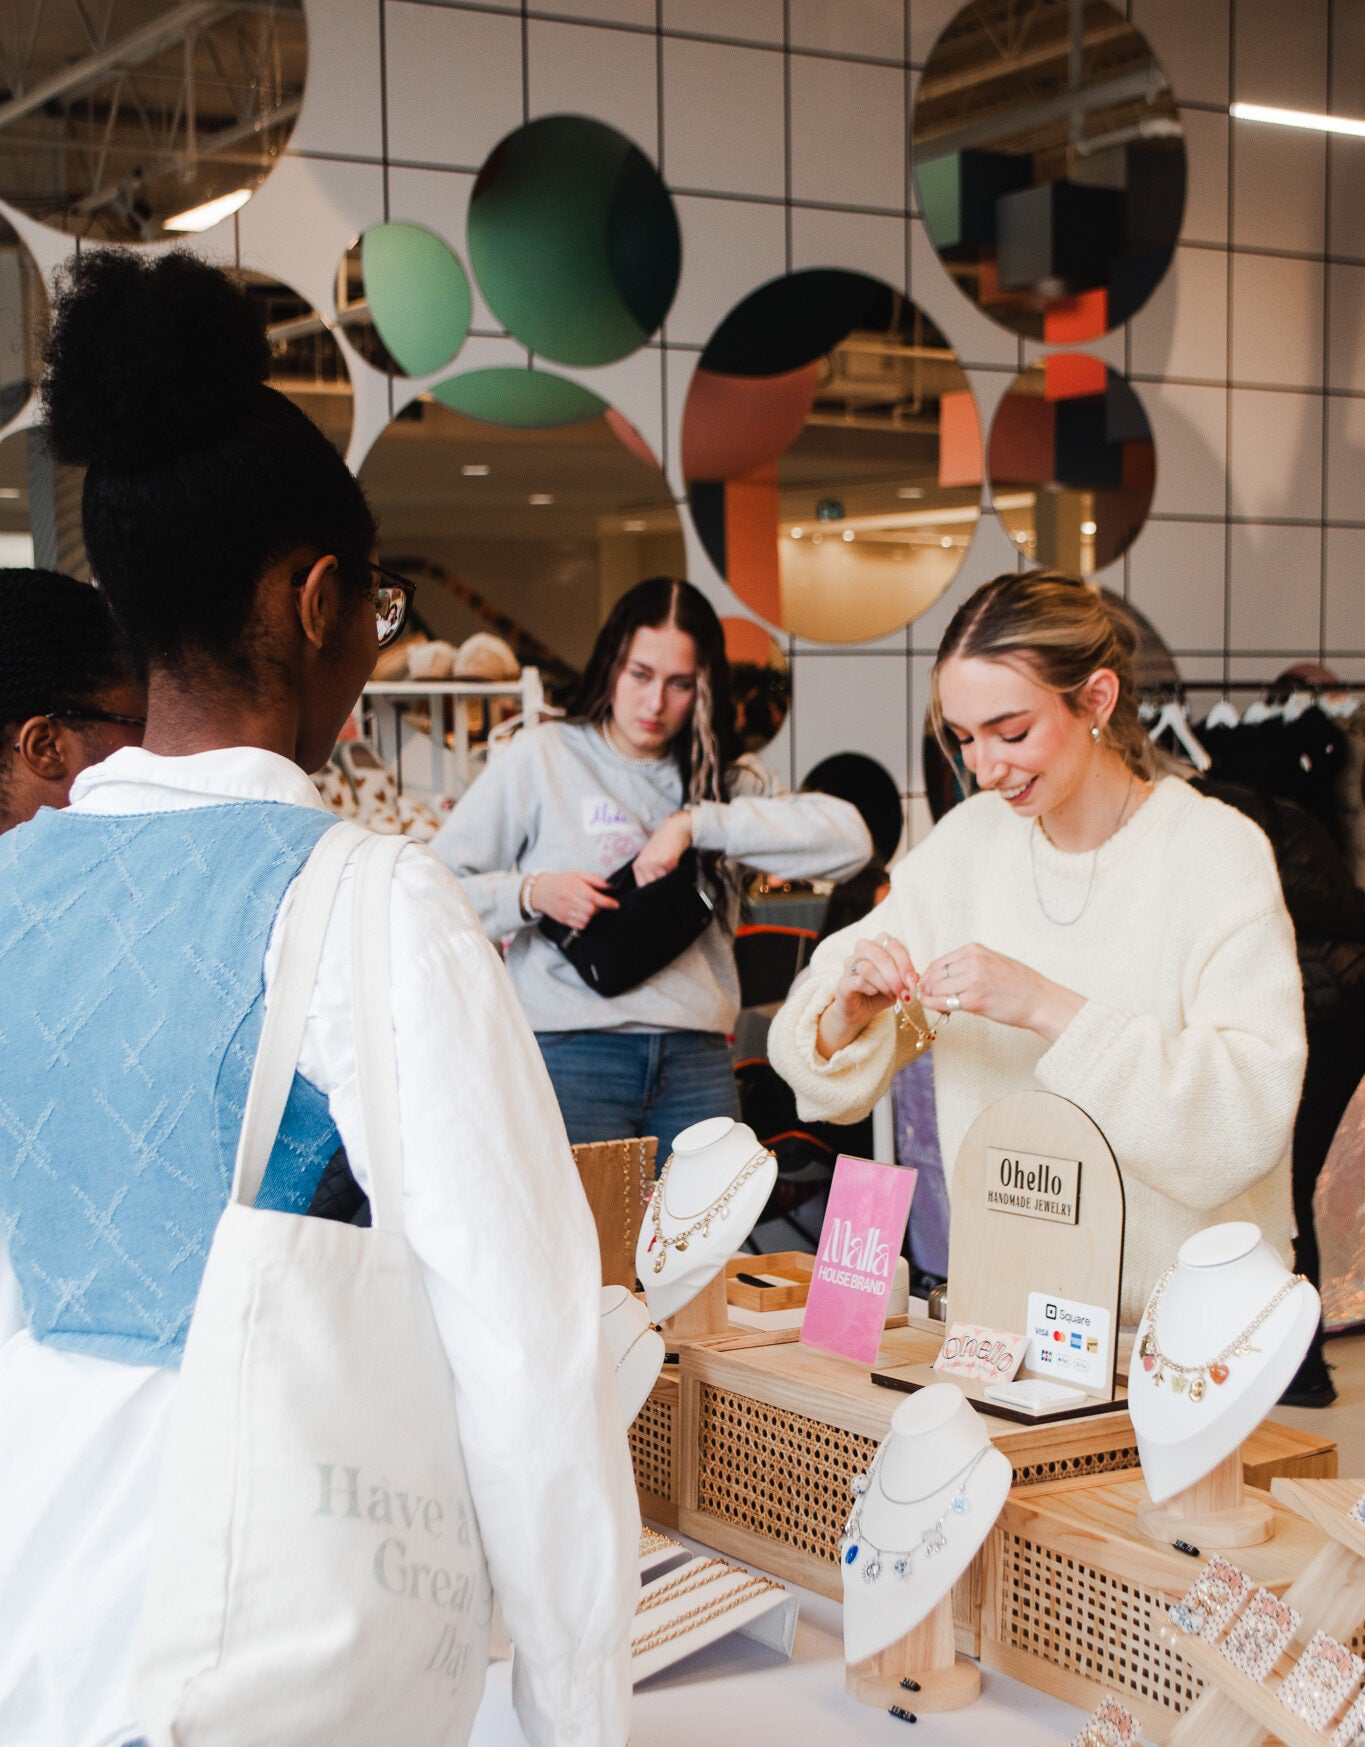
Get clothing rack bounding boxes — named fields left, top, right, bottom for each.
left=1139, top=680, right=1365, bottom=698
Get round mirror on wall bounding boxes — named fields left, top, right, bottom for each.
left=0, top=1, right=306, bottom=243
left=336, top=224, right=472, bottom=378
left=0, top=218, right=49, bottom=429
left=912, top=0, right=1185, bottom=342
left=988, top=356, right=1154, bottom=574
left=468, top=115, right=680, bottom=368
left=684, top=270, right=983, bottom=646
left=356, top=391, right=685, bottom=700
left=722, top=618, right=790, bottom=753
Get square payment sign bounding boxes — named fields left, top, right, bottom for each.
left=1026, top=1290, right=1111, bottom=1392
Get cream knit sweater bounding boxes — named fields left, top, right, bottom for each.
left=768, top=777, right=1307, bottom=1323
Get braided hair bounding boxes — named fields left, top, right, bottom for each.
left=0, top=568, right=136, bottom=798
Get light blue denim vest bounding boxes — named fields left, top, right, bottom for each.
left=0, top=801, right=341, bottom=1366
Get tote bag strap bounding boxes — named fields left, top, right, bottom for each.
left=231, top=820, right=368, bottom=1209
left=350, top=831, right=409, bottom=1233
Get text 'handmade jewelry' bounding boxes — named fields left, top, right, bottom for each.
left=645, top=1146, right=773, bottom=1275
left=1278, top=1631, right=1365, bottom=1733
left=1136, top=1265, right=1308, bottom=1402
left=840, top=1446, right=989, bottom=1585
left=1218, top=1586, right=1301, bottom=1684
left=1067, top=1695, right=1139, bottom=1747
left=1168, top=1555, right=1254, bottom=1644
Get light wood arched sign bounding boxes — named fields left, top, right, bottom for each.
left=946, top=1089, right=1125, bottom=1403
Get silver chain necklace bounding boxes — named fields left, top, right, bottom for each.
left=840, top=1446, right=990, bottom=1585
left=1028, top=771, right=1135, bottom=927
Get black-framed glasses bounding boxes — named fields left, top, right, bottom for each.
left=46, top=707, right=147, bottom=730
left=290, top=560, right=417, bottom=649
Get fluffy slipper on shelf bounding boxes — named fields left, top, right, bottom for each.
left=395, top=794, right=443, bottom=842
left=406, top=639, right=459, bottom=681
left=312, top=756, right=359, bottom=818
left=336, top=740, right=398, bottom=813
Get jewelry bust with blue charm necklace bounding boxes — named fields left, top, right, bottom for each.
left=841, top=1446, right=991, bottom=1584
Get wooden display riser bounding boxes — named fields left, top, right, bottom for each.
left=627, top=1324, right=1337, bottom=1655
left=979, top=1468, right=1341, bottom=1741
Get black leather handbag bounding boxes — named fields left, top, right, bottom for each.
left=538, top=849, right=716, bottom=997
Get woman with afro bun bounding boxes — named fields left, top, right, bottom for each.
left=0, top=252, right=636, bottom=1747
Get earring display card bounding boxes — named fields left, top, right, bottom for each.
left=1219, top=1586, right=1301, bottom=1684
left=1333, top=1687, right=1365, bottom=1747
left=1169, top=1555, right=1255, bottom=1644
left=1278, top=1630, right=1365, bottom=1733
left=1066, top=1694, right=1139, bottom=1745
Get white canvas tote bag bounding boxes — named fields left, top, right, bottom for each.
left=133, top=824, right=491, bottom=1746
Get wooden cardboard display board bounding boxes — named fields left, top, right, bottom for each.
left=571, top=1135, right=655, bottom=1290
left=895, top=1089, right=1124, bottom=1412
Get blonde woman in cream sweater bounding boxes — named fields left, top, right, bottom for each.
left=768, top=572, right=1307, bottom=1323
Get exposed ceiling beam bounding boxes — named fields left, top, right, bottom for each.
left=0, top=0, right=237, bottom=133
left=69, top=94, right=299, bottom=216
left=916, top=65, right=1167, bottom=158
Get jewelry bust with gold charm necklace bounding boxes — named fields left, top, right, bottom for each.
left=1137, top=1264, right=1309, bottom=1403
left=645, top=1146, right=773, bottom=1275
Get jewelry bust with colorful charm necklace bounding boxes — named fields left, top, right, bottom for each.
left=840, top=1446, right=990, bottom=1584
left=645, top=1146, right=772, bottom=1275
left=1137, top=1264, right=1308, bottom=1402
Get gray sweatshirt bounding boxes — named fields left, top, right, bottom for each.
left=430, top=721, right=872, bottom=1034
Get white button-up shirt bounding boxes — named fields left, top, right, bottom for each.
left=0, top=745, right=637, bottom=1747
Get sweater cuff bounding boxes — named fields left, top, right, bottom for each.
left=490, top=870, right=533, bottom=938
left=1034, top=998, right=1125, bottom=1097
left=687, top=799, right=727, bottom=854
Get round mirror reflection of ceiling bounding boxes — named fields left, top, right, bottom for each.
left=684, top=270, right=982, bottom=645
left=468, top=115, right=680, bottom=367
left=987, top=356, right=1155, bottom=574
left=336, top=224, right=472, bottom=377
left=0, top=218, right=49, bottom=430
left=238, top=270, right=354, bottom=458
left=721, top=617, right=790, bottom=754
left=0, top=0, right=307, bottom=243
left=357, top=393, right=685, bottom=699
left=912, top=0, right=1185, bottom=342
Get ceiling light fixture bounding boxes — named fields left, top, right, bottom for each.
left=841, top=529, right=855, bottom=542
left=940, top=536, right=954, bottom=548
left=163, top=188, right=252, bottom=232
left=623, top=519, right=647, bottom=531
left=1080, top=519, right=1098, bottom=536
left=1230, top=101, right=1365, bottom=137
left=0, top=487, right=21, bottom=500
left=529, top=493, right=554, bottom=505
left=790, top=526, right=804, bottom=539
left=897, top=486, right=924, bottom=500
left=461, top=463, right=490, bottom=477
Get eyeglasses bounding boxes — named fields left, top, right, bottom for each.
left=46, top=707, right=147, bottom=730
left=290, top=560, right=417, bottom=649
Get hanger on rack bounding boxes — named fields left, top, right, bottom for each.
left=1144, top=694, right=1212, bottom=772
left=1203, top=692, right=1241, bottom=730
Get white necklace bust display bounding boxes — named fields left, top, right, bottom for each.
left=1129, top=1222, right=1318, bottom=1504
left=841, top=1384, right=1012, bottom=1664
left=600, top=1285, right=664, bottom=1426
left=637, top=1117, right=777, bottom=1323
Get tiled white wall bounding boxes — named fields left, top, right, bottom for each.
left=105, top=0, right=1365, bottom=835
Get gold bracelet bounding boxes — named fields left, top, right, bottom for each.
left=630, top=1574, right=782, bottom=1658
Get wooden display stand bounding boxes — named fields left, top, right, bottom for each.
left=979, top=1452, right=1339, bottom=1741
left=1165, top=1478, right=1365, bottom=1747
left=845, top=1595, right=981, bottom=1712
left=662, top=1273, right=730, bottom=1342
left=571, top=1135, right=655, bottom=1290
left=1136, top=1446, right=1274, bottom=1549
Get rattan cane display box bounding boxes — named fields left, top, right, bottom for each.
left=980, top=1466, right=1346, bottom=1742
left=628, top=1326, right=1339, bottom=1657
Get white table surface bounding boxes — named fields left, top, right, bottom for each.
left=470, top=1537, right=1102, bottom=1747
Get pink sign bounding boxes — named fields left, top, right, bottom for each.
left=801, top=1155, right=916, bottom=1365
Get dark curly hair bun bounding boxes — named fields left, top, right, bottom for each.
left=44, top=250, right=270, bottom=471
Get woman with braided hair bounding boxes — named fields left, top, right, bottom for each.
left=432, top=576, right=872, bottom=1159
left=0, top=567, right=144, bottom=831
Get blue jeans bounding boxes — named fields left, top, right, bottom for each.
left=535, top=1030, right=739, bottom=1167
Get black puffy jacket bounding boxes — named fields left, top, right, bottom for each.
left=1194, top=778, right=1365, bottom=1028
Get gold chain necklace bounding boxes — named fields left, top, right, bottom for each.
left=1138, top=1265, right=1308, bottom=1402
left=646, top=1146, right=771, bottom=1274
left=630, top=1574, right=782, bottom=1658
left=635, top=1558, right=728, bottom=1615
left=1029, top=771, right=1135, bottom=927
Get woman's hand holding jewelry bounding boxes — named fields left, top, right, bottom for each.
left=634, top=809, right=693, bottom=886
left=815, top=933, right=919, bottom=1060
left=917, top=942, right=1084, bottom=1042
left=532, top=870, right=620, bottom=931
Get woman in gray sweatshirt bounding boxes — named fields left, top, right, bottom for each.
left=430, top=578, right=872, bottom=1160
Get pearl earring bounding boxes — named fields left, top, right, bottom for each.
left=1090, top=723, right=1101, bottom=743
